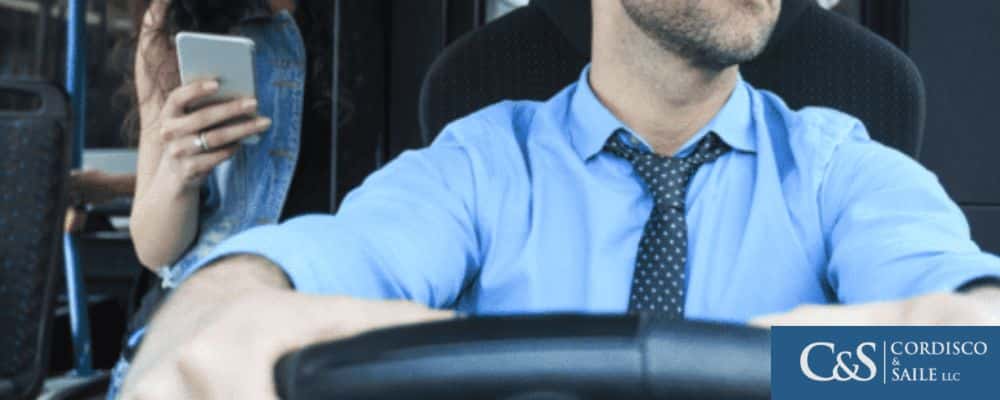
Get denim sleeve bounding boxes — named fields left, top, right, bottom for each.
left=820, top=131, right=1000, bottom=303
left=177, top=131, right=484, bottom=308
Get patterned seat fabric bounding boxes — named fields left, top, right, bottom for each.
left=0, top=81, right=69, bottom=400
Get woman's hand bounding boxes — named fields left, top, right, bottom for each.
left=150, top=79, right=271, bottom=195
left=129, top=79, right=270, bottom=268
left=128, top=1, right=271, bottom=269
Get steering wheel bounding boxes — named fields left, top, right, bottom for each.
left=274, top=314, right=770, bottom=400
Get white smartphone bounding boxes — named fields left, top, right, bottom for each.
left=175, top=31, right=260, bottom=145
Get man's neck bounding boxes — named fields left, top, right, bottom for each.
left=590, top=8, right=739, bottom=156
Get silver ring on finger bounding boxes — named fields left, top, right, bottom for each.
left=194, top=132, right=210, bottom=153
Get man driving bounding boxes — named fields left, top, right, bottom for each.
left=120, top=0, right=1000, bottom=398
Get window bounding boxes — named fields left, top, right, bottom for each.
left=0, top=0, right=135, bottom=148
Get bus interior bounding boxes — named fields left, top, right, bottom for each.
left=2, top=0, right=1000, bottom=399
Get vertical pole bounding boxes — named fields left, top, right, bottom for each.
left=34, top=0, right=53, bottom=76
left=330, top=0, right=341, bottom=212
left=64, top=0, right=94, bottom=377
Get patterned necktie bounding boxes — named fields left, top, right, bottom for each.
left=605, top=131, right=731, bottom=318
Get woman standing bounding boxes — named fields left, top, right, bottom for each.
left=109, top=0, right=333, bottom=396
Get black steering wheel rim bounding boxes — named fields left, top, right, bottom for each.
left=275, top=315, right=770, bottom=400
left=275, top=314, right=770, bottom=400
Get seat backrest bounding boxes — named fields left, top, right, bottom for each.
left=0, top=80, right=69, bottom=400
left=420, top=0, right=925, bottom=157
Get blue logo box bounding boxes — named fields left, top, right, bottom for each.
left=772, top=326, right=1000, bottom=399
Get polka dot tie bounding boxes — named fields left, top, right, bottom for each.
left=604, top=131, right=731, bottom=318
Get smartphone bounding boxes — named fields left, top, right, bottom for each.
left=175, top=31, right=260, bottom=145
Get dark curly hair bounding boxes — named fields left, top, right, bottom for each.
left=117, top=0, right=334, bottom=145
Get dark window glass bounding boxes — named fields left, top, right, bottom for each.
left=0, top=0, right=134, bottom=148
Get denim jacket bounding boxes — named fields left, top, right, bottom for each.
left=158, top=10, right=306, bottom=288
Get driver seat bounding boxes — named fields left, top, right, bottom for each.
left=419, top=0, right=926, bottom=157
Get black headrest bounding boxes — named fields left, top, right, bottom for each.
left=421, top=0, right=925, bottom=156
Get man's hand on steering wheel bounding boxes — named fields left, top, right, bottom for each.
left=751, top=289, right=1000, bottom=327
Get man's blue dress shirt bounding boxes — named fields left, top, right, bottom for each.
left=183, top=66, right=1000, bottom=323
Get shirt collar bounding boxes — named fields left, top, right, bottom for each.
left=568, top=65, right=756, bottom=160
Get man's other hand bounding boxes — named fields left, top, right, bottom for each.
left=750, top=289, right=1000, bottom=327
left=119, top=255, right=453, bottom=400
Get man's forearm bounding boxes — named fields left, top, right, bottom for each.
left=118, top=255, right=453, bottom=399
left=141, top=253, right=291, bottom=342
left=122, top=255, right=290, bottom=387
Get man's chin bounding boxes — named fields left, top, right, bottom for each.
left=684, top=46, right=763, bottom=71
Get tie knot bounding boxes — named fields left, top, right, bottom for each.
left=604, top=132, right=731, bottom=211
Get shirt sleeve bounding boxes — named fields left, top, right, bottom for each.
left=820, top=130, right=1000, bottom=303
left=176, top=129, right=484, bottom=308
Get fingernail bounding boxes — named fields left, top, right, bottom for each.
left=203, top=80, right=219, bottom=90
left=256, top=117, right=272, bottom=127
left=242, top=99, right=258, bottom=109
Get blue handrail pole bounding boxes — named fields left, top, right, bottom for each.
left=64, top=0, right=94, bottom=377
left=63, top=236, right=92, bottom=376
